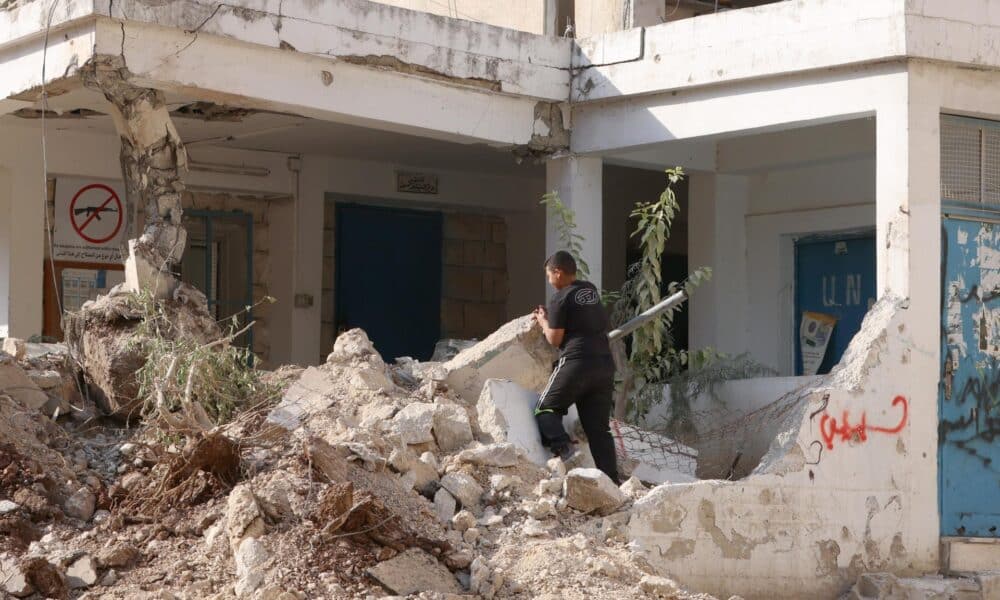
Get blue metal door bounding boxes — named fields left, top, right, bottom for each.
left=335, top=203, right=442, bottom=362
left=940, top=211, right=1000, bottom=537
left=794, top=234, right=877, bottom=375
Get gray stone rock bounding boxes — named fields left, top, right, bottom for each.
left=432, top=403, right=474, bottom=452
left=440, top=472, right=484, bottom=512
left=234, top=537, right=269, bottom=597
left=457, top=442, right=519, bottom=468
left=0, top=360, right=48, bottom=411
left=366, top=548, right=462, bottom=596
left=64, top=486, right=96, bottom=521
left=391, top=403, right=437, bottom=445
left=0, top=500, right=19, bottom=515
left=433, top=488, right=457, bottom=523
left=66, top=554, right=98, bottom=588
left=0, top=553, right=33, bottom=597
left=563, top=468, right=626, bottom=515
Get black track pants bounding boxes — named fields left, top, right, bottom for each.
left=534, top=356, right=619, bottom=482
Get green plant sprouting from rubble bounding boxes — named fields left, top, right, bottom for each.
left=541, top=191, right=591, bottom=281
left=542, top=167, right=775, bottom=424
left=128, top=290, right=279, bottom=435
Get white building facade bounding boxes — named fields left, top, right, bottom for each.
left=3, top=0, right=1000, bottom=597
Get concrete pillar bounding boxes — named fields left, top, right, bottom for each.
left=0, top=141, right=44, bottom=339
left=874, top=74, right=940, bottom=565
left=545, top=156, right=603, bottom=288
left=269, top=155, right=325, bottom=366
left=687, top=171, right=749, bottom=356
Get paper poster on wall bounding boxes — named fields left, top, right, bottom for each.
left=52, top=177, right=128, bottom=264
left=61, top=268, right=125, bottom=312
left=800, top=311, right=838, bottom=376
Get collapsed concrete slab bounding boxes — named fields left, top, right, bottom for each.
left=442, top=315, right=558, bottom=403
left=627, top=297, right=934, bottom=600
left=366, top=548, right=462, bottom=596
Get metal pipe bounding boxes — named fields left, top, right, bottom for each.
left=607, top=289, right=688, bottom=341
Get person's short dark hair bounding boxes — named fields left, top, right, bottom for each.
left=544, top=251, right=577, bottom=275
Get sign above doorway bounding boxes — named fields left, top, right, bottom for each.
left=396, top=171, right=439, bottom=194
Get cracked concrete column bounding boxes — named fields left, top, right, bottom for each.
left=874, top=71, right=941, bottom=561
left=545, top=155, right=603, bottom=288
left=81, top=56, right=187, bottom=299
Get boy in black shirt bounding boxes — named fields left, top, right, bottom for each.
left=532, top=251, right=619, bottom=482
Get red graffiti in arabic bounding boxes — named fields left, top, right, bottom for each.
left=819, top=396, right=908, bottom=451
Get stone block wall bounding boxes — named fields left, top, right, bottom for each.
left=441, top=213, right=508, bottom=340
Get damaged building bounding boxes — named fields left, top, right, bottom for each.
left=2, top=0, right=1000, bottom=598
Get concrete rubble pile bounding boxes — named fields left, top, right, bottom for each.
left=0, top=316, right=720, bottom=600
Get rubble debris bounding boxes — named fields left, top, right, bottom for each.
left=366, top=548, right=463, bottom=595
left=443, top=315, right=559, bottom=402
left=457, top=442, right=520, bottom=467
left=431, top=338, right=477, bottom=362
left=619, top=476, right=649, bottom=500
left=2, top=337, right=26, bottom=360
left=0, top=553, right=32, bottom=597
left=0, top=353, right=48, bottom=410
left=392, top=402, right=437, bottom=444
left=64, top=284, right=221, bottom=416
left=563, top=468, right=626, bottom=515
left=19, top=556, right=67, bottom=599
left=63, top=486, right=96, bottom=521
left=440, top=471, right=484, bottom=512
left=841, top=572, right=982, bottom=599
left=0, top=316, right=730, bottom=599
left=65, top=554, right=98, bottom=588
left=432, top=402, right=474, bottom=451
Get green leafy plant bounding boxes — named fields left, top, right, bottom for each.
left=540, top=191, right=591, bottom=281
left=128, top=290, right=279, bottom=434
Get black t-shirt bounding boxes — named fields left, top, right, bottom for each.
left=547, top=280, right=612, bottom=359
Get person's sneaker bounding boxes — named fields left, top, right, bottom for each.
left=553, top=443, right=581, bottom=464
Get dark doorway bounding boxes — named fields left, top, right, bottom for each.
left=335, top=203, right=443, bottom=362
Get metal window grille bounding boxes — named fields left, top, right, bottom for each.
left=941, top=118, right=983, bottom=204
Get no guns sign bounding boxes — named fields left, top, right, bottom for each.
left=53, top=178, right=128, bottom=264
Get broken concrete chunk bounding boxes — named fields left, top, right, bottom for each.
left=443, top=315, right=558, bottom=403
left=639, top=575, right=683, bottom=598
left=563, top=468, right=626, bottom=516
left=226, top=484, right=265, bottom=551
left=28, top=370, right=62, bottom=390
left=0, top=500, right=19, bottom=514
left=234, top=537, right=270, bottom=597
left=433, top=488, right=457, bottom=523
left=366, top=548, right=463, bottom=596
left=327, top=328, right=381, bottom=365
left=391, top=403, right=437, bottom=445
left=0, top=360, right=49, bottom=411
left=2, top=338, right=26, bottom=361
left=400, top=456, right=440, bottom=495
left=457, top=442, right=520, bottom=467
left=490, top=474, right=521, bottom=493
left=66, top=554, right=98, bottom=588
left=432, top=403, right=474, bottom=452
left=451, top=510, right=477, bottom=532
left=266, top=366, right=339, bottom=430
left=619, top=476, right=648, bottom=499
left=64, top=486, right=96, bottom=521
left=0, top=553, right=33, bottom=597
left=96, top=542, right=139, bottom=568
left=440, top=472, right=484, bottom=511
left=476, top=379, right=577, bottom=465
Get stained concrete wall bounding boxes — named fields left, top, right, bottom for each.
left=371, top=0, right=547, bottom=34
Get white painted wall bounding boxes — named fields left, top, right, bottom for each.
left=687, top=121, right=876, bottom=375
